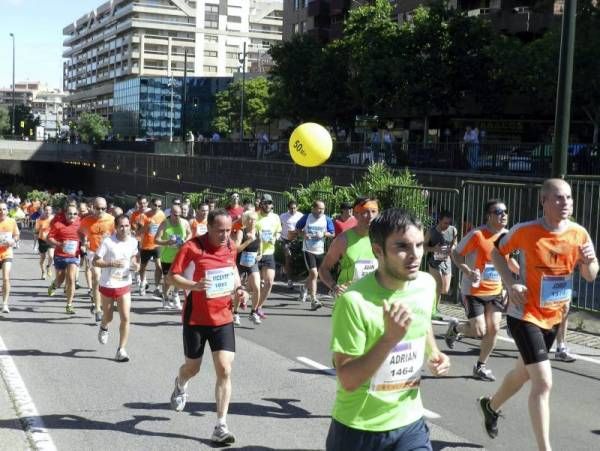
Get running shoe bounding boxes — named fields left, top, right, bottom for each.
left=153, top=287, right=162, bottom=298
left=445, top=318, right=461, bottom=349
left=478, top=396, right=500, bottom=438
left=1, top=304, right=9, bottom=314
left=310, top=298, right=323, bottom=311
left=287, top=279, right=294, bottom=290
left=162, top=296, right=173, bottom=310
left=170, top=377, right=188, bottom=412
left=115, top=348, right=130, bottom=362
left=249, top=312, right=262, bottom=325
left=139, top=286, right=146, bottom=296
left=473, top=364, right=496, bottom=381
left=95, top=311, right=103, bottom=323
left=555, top=348, right=577, bottom=363
left=65, top=304, right=76, bottom=315
left=256, top=308, right=267, bottom=319
left=75, top=282, right=81, bottom=290
left=47, top=282, right=56, bottom=297
left=233, top=313, right=241, bottom=326
left=211, top=424, right=235, bottom=444
left=41, top=272, right=46, bottom=280
left=298, top=287, right=307, bottom=303
left=171, top=292, right=182, bottom=310
left=97, top=327, right=109, bottom=345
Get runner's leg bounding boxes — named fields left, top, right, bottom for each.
left=490, top=356, right=529, bottom=411
left=257, top=267, right=274, bottom=310
left=117, top=292, right=131, bottom=350
left=212, top=350, right=235, bottom=420
left=480, top=306, right=502, bottom=364
left=524, top=361, right=553, bottom=451
left=100, top=294, right=114, bottom=330
left=248, top=272, right=260, bottom=310
left=65, top=263, right=78, bottom=307
left=2, top=262, right=11, bottom=307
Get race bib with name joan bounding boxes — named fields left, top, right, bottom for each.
left=369, top=337, right=426, bottom=393
left=540, top=274, right=572, bottom=307
left=481, top=263, right=500, bottom=282
left=205, top=267, right=235, bottom=299
left=353, top=259, right=378, bottom=281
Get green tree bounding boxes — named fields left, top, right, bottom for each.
left=0, top=106, right=9, bottom=135
left=12, top=105, right=40, bottom=138
left=212, top=76, right=272, bottom=137
left=75, top=112, right=110, bottom=144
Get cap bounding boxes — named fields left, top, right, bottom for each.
left=260, top=194, right=273, bottom=202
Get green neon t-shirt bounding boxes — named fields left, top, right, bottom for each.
left=337, top=229, right=377, bottom=286
left=256, top=212, right=281, bottom=256
left=330, top=271, right=436, bottom=432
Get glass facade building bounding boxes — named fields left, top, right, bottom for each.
left=112, top=76, right=231, bottom=139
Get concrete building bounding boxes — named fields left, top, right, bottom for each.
left=63, top=0, right=283, bottom=124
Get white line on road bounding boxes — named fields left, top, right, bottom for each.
left=495, top=335, right=600, bottom=365
left=0, top=334, right=57, bottom=451
left=296, top=356, right=442, bottom=420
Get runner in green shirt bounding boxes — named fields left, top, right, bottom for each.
left=327, top=208, right=450, bottom=451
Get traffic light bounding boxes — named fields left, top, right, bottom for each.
left=20, top=120, right=24, bottom=129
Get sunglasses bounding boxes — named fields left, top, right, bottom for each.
left=96, top=207, right=106, bottom=211
left=67, top=213, right=78, bottom=216
left=262, top=201, right=273, bottom=205
left=492, top=208, right=508, bottom=216
left=153, top=204, right=162, bottom=208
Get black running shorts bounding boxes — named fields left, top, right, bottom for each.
left=506, top=316, right=559, bottom=365
left=462, top=294, right=505, bottom=319
left=183, top=323, right=236, bottom=359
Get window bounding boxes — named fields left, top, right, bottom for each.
left=203, top=50, right=218, bottom=57
left=205, top=20, right=218, bottom=29
left=205, top=34, right=218, bottom=42
left=226, top=52, right=238, bottom=59
left=203, top=65, right=217, bottom=73
left=205, top=4, right=218, bottom=13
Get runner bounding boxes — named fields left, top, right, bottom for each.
left=479, top=178, right=598, bottom=450
left=167, top=208, right=247, bottom=444
left=190, top=202, right=209, bottom=238
left=279, top=200, right=303, bottom=289
left=319, top=197, right=380, bottom=297
left=254, top=194, right=281, bottom=319
left=79, top=197, right=115, bottom=322
left=424, top=210, right=457, bottom=319
left=226, top=193, right=244, bottom=222
left=0, top=202, right=19, bottom=313
left=446, top=199, right=518, bottom=381
left=327, top=208, right=450, bottom=451
left=78, top=201, right=93, bottom=293
left=233, top=210, right=261, bottom=325
left=129, top=195, right=150, bottom=288
left=94, top=214, right=140, bottom=362
left=138, top=198, right=166, bottom=297
left=155, top=204, right=191, bottom=310
left=35, top=205, right=55, bottom=279
left=333, top=201, right=357, bottom=236
left=295, top=200, right=335, bottom=310
left=46, top=205, right=81, bottom=314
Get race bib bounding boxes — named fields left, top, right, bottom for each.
left=0, top=232, right=12, bottom=245
left=205, top=267, right=235, bottom=299
left=433, top=250, right=448, bottom=261
left=196, top=224, right=207, bottom=236
left=540, top=274, right=572, bottom=307
left=149, top=223, right=159, bottom=236
left=481, top=263, right=500, bottom=282
left=260, top=230, right=273, bottom=242
left=62, top=240, right=78, bottom=256
left=369, top=337, right=426, bottom=393
left=111, top=267, right=130, bottom=282
left=354, top=259, right=378, bottom=281
left=240, top=251, right=258, bottom=268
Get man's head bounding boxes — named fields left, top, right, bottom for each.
left=182, top=203, right=190, bottom=218
left=340, top=202, right=353, bottom=218
left=78, top=202, right=89, bottom=217
left=151, top=198, right=162, bottom=212
left=287, top=200, right=298, bottom=214
left=172, top=198, right=182, bottom=208
left=93, top=197, right=108, bottom=218
left=370, top=208, right=424, bottom=282
left=112, top=206, right=123, bottom=218
left=207, top=209, right=232, bottom=247
left=437, top=210, right=453, bottom=231
left=229, top=193, right=240, bottom=206
left=260, top=194, right=273, bottom=213
left=206, top=198, right=217, bottom=211
left=43, top=205, right=53, bottom=217
left=65, top=205, right=78, bottom=224
left=484, top=198, right=508, bottom=229
left=541, top=178, right=572, bottom=222
left=114, top=214, right=131, bottom=240
left=353, top=197, right=379, bottom=227
left=137, top=196, right=148, bottom=210
left=196, top=202, right=210, bottom=221
left=312, top=200, right=325, bottom=218
left=170, top=205, right=182, bottom=221
left=243, top=199, right=255, bottom=212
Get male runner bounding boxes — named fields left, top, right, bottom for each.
left=79, top=197, right=115, bottom=322
left=94, top=215, right=140, bottom=362
left=254, top=194, right=281, bottom=319
left=167, top=209, right=247, bottom=444
left=190, top=202, right=209, bottom=238
left=35, top=205, right=54, bottom=279
left=279, top=200, right=303, bottom=288
left=295, top=200, right=335, bottom=310
left=0, top=203, right=19, bottom=313
left=327, top=208, right=450, bottom=451
left=319, top=197, right=380, bottom=297
left=78, top=202, right=93, bottom=292
left=333, top=202, right=357, bottom=236
left=424, top=210, right=457, bottom=319
left=226, top=193, right=244, bottom=222
left=155, top=204, right=191, bottom=310
left=138, top=198, right=165, bottom=297
left=479, top=179, right=598, bottom=451
left=47, top=205, right=81, bottom=314
left=446, top=199, right=517, bottom=381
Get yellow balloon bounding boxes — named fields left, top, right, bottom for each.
left=288, top=123, right=333, bottom=167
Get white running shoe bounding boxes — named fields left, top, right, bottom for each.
left=170, top=377, right=188, bottom=412
left=211, top=424, right=235, bottom=444
left=1, top=304, right=9, bottom=314
left=249, top=312, right=262, bottom=325
left=233, top=313, right=241, bottom=326
left=115, top=348, right=130, bottom=362
left=97, top=327, right=109, bottom=345
left=298, top=287, right=307, bottom=303
left=172, top=292, right=182, bottom=311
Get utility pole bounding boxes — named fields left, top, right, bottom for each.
left=552, top=0, right=577, bottom=178
left=181, top=48, right=188, bottom=141
left=9, top=33, right=15, bottom=137
left=169, top=75, right=174, bottom=142
left=239, top=41, right=246, bottom=143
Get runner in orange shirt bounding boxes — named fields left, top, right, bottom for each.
left=479, top=179, right=598, bottom=450
left=138, top=198, right=165, bottom=297
left=79, top=197, right=115, bottom=322
left=190, top=202, right=209, bottom=238
left=35, top=205, right=55, bottom=279
left=78, top=201, right=93, bottom=294
left=0, top=202, right=20, bottom=313
left=129, top=195, right=150, bottom=288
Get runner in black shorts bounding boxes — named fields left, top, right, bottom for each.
left=233, top=210, right=261, bottom=325
left=183, top=323, right=236, bottom=359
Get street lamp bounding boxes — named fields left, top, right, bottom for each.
left=168, top=76, right=174, bottom=142
left=238, top=41, right=247, bottom=142
left=9, top=33, right=15, bottom=136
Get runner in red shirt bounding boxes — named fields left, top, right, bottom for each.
left=167, top=209, right=247, bottom=445
left=47, top=205, right=81, bottom=314
left=333, top=202, right=357, bottom=236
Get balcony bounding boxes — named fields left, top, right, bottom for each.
left=308, top=0, right=330, bottom=17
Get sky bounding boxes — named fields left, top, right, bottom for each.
left=0, top=0, right=102, bottom=90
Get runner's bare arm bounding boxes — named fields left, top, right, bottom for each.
left=170, top=273, right=211, bottom=291
left=318, top=233, right=347, bottom=292
left=93, top=254, right=126, bottom=269
left=492, top=247, right=527, bottom=306
left=184, top=220, right=192, bottom=241
left=579, top=241, right=599, bottom=282
left=451, top=250, right=476, bottom=280
left=153, top=221, right=169, bottom=245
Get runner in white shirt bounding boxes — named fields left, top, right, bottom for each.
left=279, top=200, right=303, bottom=289
left=93, top=215, right=140, bottom=362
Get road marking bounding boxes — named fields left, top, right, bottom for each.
left=296, top=356, right=442, bottom=419
left=495, top=335, right=600, bottom=365
left=0, top=334, right=57, bottom=451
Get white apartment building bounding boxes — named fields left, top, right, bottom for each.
left=63, top=0, right=282, bottom=120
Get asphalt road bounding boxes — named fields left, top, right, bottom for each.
left=1, top=237, right=600, bottom=450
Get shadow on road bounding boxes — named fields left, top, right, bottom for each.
left=124, top=398, right=330, bottom=419
left=0, top=348, right=112, bottom=361
left=432, top=440, right=484, bottom=450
